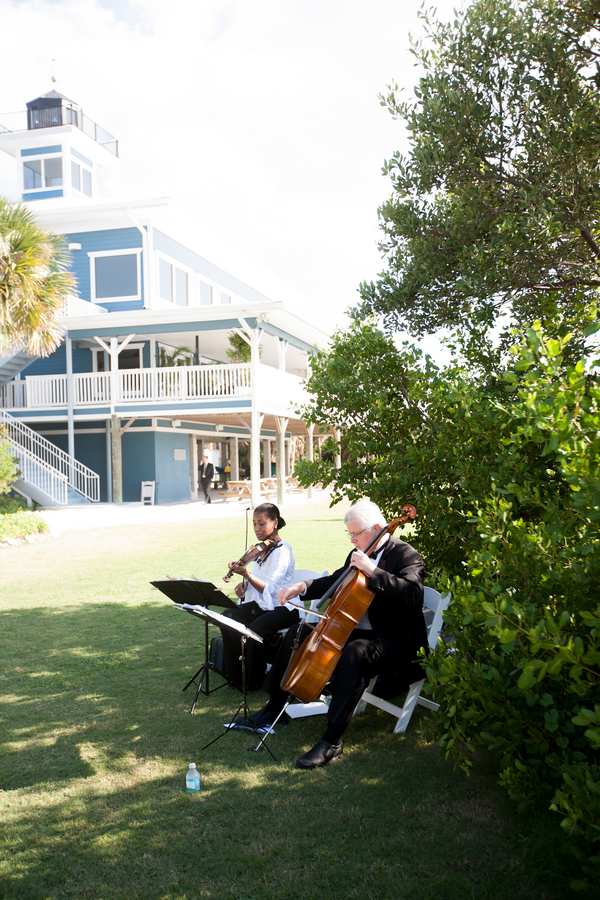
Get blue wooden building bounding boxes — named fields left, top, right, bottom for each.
left=0, top=90, right=332, bottom=507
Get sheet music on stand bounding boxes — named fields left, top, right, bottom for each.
left=151, top=577, right=236, bottom=609
left=174, top=603, right=263, bottom=642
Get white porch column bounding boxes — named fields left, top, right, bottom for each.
left=306, top=423, right=314, bottom=499
left=278, top=339, right=289, bottom=372
left=262, top=438, right=270, bottom=477
left=190, top=434, right=198, bottom=500
left=105, top=418, right=112, bottom=502
left=65, top=336, right=75, bottom=464
left=231, top=435, right=239, bottom=481
left=109, top=337, right=122, bottom=503
left=334, top=428, right=342, bottom=469
left=250, top=413, right=264, bottom=507
left=95, top=335, right=134, bottom=504
left=249, top=327, right=264, bottom=508
left=275, top=417, right=289, bottom=506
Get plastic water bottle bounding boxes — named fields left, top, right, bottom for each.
left=186, top=762, right=200, bottom=794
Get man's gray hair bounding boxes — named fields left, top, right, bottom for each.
left=344, top=499, right=386, bottom=530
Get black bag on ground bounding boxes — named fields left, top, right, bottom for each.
left=209, top=636, right=226, bottom=676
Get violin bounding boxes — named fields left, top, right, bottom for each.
left=281, top=504, right=417, bottom=703
left=223, top=539, right=278, bottom=583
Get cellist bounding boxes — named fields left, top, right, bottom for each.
left=233, top=499, right=426, bottom=769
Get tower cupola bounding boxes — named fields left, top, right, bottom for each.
left=0, top=88, right=119, bottom=203
left=26, top=90, right=83, bottom=131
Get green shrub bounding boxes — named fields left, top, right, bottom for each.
left=423, top=328, right=600, bottom=893
left=0, top=509, right=48, bottom=540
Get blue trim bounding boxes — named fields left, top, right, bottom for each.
left=64, top=316, right=312, bottom=353
left=113, top=399, right=252, bottom=413
left=23, top=189, right=64, bottom=201
left=67, top=318, right=258, bottom=339
left=71, top=147, right=93, bottom=167
left=260, top=321, right=314, bottom=353
left=21, top=145, right=62, bottom=156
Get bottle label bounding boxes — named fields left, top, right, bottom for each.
left=186, top=777, right=200, bottom=792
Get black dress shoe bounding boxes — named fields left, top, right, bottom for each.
left=295, top=739, right=343, bottom=769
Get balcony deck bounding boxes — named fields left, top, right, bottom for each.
left=0, top=362, right=305, bottom=419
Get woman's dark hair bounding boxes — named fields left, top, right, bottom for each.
left=254, top=502, right=286, bottom=530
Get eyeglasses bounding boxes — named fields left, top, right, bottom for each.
left=347, top=528, right=365, bottom=539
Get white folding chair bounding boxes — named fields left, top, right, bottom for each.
left=353, top=586, right=452, bottom=733
left=141, top=481, right=155, bottom=505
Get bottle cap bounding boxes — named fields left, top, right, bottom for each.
left=189, top=762, right=196, bottom=767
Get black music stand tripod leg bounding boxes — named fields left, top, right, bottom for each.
left=182, top=618, right=229, bottom=713
left=199, top=635, right=276, bottom=761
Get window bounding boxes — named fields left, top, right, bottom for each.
left=220, top=290, right=233, bottom=304
left=44, top=158, right=62, bottom=187
left=23, top=159, right=41, bottom=190
left=23, top=156, right=62, bottom=190
left=199, top=280, right=213, bottom=305
left=92, top=345, right=143, bottom=371
left=118, top=348, right=143, bottom=369
left=71, top=161, right=92, bottom=197
left=158, top=257, right=189, bottom=306
left=89, top=250, right=142, bottom=303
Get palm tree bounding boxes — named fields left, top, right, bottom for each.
left=0, top=197, right=75, bottom=356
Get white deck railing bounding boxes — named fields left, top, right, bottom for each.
left=0, top=363, right=253, bottom=409
left=0, top=409, right=100, bottom=502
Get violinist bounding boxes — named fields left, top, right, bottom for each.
left=235, top=499, right=426, bottom=769
left=219, top=503, right=297, bottom=690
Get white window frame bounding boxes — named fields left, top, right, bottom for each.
left=71, top=159, right=93, bottom=197
left=197, top=275, right=218, bottom=307
left=156, top=252, right=194, bottom=307
left=22, top=152, right=63, bottom=193
left=88, top=248, right=142, bottom=303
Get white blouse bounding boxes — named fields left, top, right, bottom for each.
left=241, top=540, right=296, bottom=611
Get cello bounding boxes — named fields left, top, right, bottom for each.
left=280, top=504, right=416, bottom=703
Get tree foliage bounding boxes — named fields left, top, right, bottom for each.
left=295, top=322, right=600, bottom=890
left=0, top=426, right=18, bottom=496
left=357, top=0, right=600, bottom=349
left=226, top=331, right=252, bottom=363
left=0, top=197, right=74, bottom=356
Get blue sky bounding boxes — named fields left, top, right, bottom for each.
left=0, top=0, right=460, bottom=342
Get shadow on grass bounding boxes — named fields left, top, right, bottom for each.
left=0, top=602, right=577, bottom=900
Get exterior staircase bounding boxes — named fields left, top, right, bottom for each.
left=0, top=409, right=100, bottom=506
left=0, top=346, right=38, bottom=386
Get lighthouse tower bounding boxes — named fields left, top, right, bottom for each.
left=0, top=88, right=118, bottom=203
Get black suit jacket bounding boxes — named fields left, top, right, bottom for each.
left=303, top=535, right=427, bottom=682
left=199, top=462, right=214, bottom=481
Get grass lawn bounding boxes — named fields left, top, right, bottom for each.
left=0, top=495, right=574, bottom=899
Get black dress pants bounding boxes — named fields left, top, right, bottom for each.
left=220, top=602, right=300, bottom=690
left=263, top=623, right=397, bottom=734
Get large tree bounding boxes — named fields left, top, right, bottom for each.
left=357, top=0, right=600, bottom=350
left=0, top=197, right=74, bottom=356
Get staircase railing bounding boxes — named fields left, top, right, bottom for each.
left=10, top=442, right=68, bottom=506
left=0, top=409, right=100, bottom=502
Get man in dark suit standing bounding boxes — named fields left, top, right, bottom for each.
left=199, top=454, right=214, bottom=503
left=237, top=499, right=426, bottom=769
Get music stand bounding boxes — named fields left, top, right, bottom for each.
left=152, top=578, right=236, bottom=712
left=176, top=604, right=276, bottom=759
